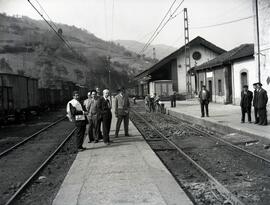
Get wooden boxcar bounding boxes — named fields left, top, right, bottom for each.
left=0, top=73, right=38, bottom=122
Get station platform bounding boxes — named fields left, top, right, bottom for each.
left=53, top=111, right=193, bottom=205
left=162, top=100, right=270, bottom=140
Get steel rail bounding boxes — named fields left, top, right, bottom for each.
left=4, top=128, right=76, bottom=205
left=168, top=114, right=270, bottom=164
left=131, top=110, right=245, bottom=205
left=0, top=116, right=66, bottom=158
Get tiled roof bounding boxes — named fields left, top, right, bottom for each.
left=194, top=44, right=254, bottom=71
left=135, top=36, right=226, bottom=80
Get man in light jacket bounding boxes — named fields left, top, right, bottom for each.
left=115, top=87, right=130, bottom=137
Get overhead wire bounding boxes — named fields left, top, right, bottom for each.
left=190, top=15, right=254, bottom=29
left=140, top=0, right=178, bottom=54
left=140, top=0, right=185, bottom=54
left=27, top=0, right=86, bottom=63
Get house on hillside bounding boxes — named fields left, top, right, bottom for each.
left=192, top=44, right=255, bottom=105
left=134, top=36, right=226, bottom=98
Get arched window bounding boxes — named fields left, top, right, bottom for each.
left=240, top=71, right=248, bottom=88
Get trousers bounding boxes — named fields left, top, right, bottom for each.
left=241, top=107, right=251, bottom=122
left=75, top=120, right=86, bottom=148
left=258, top=107, right=268, bottom=125
left=115, top=113, right=129, bottom=136
left=200, top=100, right=209, bottom=116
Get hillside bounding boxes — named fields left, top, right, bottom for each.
left=0, top=13, right=156, bottom=90
left=115, top=40, right=177, bottom=60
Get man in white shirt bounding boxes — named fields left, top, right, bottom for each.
left=67, top=91, right=88, bottom=151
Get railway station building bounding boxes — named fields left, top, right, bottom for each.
left=134, top=36, right=226, bottom=98
left=253, top=0, right=270, bottom=106
left=192, top=44, right=255, bottom=105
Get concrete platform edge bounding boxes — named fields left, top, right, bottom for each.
left=167, top=109, right=267, bottom=140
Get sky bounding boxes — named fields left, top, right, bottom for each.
left=0, top=0, right=255, bottom=51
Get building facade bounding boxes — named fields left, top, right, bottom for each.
left=253, top=0, right=270, bottom=105
left=194, top=44, right=255, bottom=105
left=134, top=36, right=225, bottom=98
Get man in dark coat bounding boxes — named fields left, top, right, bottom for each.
left=198, top=85, right=210, bottom=117
left=253, top=83, right=259, bottom=124
left=257, top=83, right=268, bottom=125
left=170, top=91, right=177, bottom=107
left=115, top=87, right=130, bottom=137
left=240, top=85, right=253, bottom=123
left=97, top=89, right=112, bottom=144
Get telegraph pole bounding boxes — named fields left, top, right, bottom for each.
left=153, top=47, right=156, bottom=60
left=107, top=55, right=111, bottom=90
left=184, top=8, right=191, bottom=96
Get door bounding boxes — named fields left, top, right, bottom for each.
left=208, top=80, right=212, bottom=102
left=240, top=72, right=248, bottom=88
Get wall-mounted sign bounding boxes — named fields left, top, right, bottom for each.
left=206, top=71, right=213, bottom=78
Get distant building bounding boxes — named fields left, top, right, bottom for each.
left=193, top=44, right=254, bottom=105
left=253, top=0, right=270, bottom=105
left=134, top=36, right=226, bottom=98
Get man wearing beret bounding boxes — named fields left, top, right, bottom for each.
left=256, top=82, right=268, bottom=125
left=240, top=85, right=253, bottom=123
left=253, top=83, right=259, bottom=124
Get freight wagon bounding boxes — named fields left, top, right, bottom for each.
left=0, top=73, right=38, bottom=122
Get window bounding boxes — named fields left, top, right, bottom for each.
left=200, top=81, right=204, bottom=89
left=240, top=72, right=248, bottom=88
left=218, top=80, right=222, bottom=95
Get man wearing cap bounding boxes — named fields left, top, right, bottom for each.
left=198, top=85, right=210, bottom=117
left=240, top=85, right=253, bottom=123
left=257, top=82, right=268, bottom=125
left=253, top=83, right=259, bottom=124
left=115, top=87, right=130, bottom=137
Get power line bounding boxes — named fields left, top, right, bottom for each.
left=140, top=0, right=178, bottom=53
left=140, top=0, right=185, bottom=54
left=27, top=0, right=85, bottom=62
left=190, top=15, right=254, bottom=29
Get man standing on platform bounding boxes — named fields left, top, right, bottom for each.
left=170, top=91, right=177, bottom=108
left=257, top=82, right=268, bottom=125
left=83, top=92, right=94, bottom=143
left=115, top=87, right=130, bottom=138
left=98, top=89, right=112, bottom=145
left=198, top=85, right=210, bottom=117
left=253, top=83, right=259, bottom=124
left=96, top=87, right=103, bottom=140
left=67, top=91, right=88, bottom=151
left=84, top=90, right=100, bottom=143
left=240, top=85, right=253, bottom=123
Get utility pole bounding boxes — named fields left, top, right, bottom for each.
left=107, top=55, right=111, bottom=90
left=255, top=0, right=261, bottom=82
left=153, top=47, right=156, bottom=60
left=184, top=8, right=191, bottom=96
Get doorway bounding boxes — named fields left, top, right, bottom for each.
left=240, top=72, right=248, bottom=88
left=208, top=80, right=212, bottom=102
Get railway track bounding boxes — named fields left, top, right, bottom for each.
left=130, top=108, right=270, bottom=205
left=0, top=117, right=66, bottom=158
left=0, top=118, right=76, bottom=205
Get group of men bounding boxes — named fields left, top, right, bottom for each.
left=144, top=93, right=160, bottom=112
left=66, top=87, right=130, bottom=151
left=198, top=83, right=268, bottom=125
left=240, top=82, right=268, bottom=125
